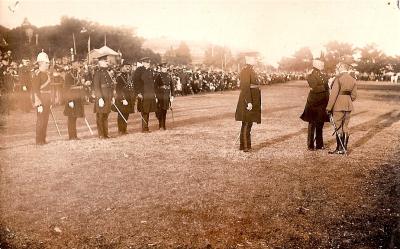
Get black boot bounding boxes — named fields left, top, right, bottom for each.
left=307, top=123, right=315, bottom=150
left=344, top=134, right=349, bottom=151
left=329, top=134, right=341, bottom=154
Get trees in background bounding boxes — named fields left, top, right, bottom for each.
left=278, top=41, right=400, bottom=75
left=164, top=42, right=192, bottom=65
left=0, top=16, right=161, bottom=63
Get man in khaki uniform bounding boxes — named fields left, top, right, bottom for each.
left=326, top=61, right=357, bottom=154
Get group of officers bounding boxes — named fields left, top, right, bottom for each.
left=32, top=51, right=175, bottom=144
left=32, top=50, right=356, bottom=155
left=235, top=56, right=357, bottom=154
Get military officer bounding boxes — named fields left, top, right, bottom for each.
left=17, top=58, right=33, bottom=112
left=326, top=59, right=357, bottom=154
left=235, top=56, right=261, bottom=152
left=300, top=58, right=330, bottom=150
left=134, top=57, right=157, bottom=133
left=93, top=55, right=115, bottom=139
left=113, top=61, right=135, bottom=135
left=155, top=62, right=175, bottom=130
left=32, top=51, right=51, bottom=145
left=63, top=66, right=85, bottom=140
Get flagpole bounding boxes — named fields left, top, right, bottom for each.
left=73, top=33, right=77, bottom=55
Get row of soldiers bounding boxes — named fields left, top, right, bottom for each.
left=32, top=52, right=175, bottom=144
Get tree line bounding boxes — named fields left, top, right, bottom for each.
left=278, top=41, right=400, bottom=74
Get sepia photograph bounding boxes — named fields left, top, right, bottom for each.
left=0, top=0, right=399, bottom=248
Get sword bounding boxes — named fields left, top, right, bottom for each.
left=84, top=117, right=94, bottom=135
left=49, top=105, right=62, bottom=137
left=112, top=102, right=128, bottom=124
left=329, top=114, right=347, bottom=155
left=138, top=112, right=148, bottom=126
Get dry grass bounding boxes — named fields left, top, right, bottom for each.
left=0, top=81, right=399, bottom=248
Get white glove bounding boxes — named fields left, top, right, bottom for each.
left=170, top=96, right=174, bottom=102
left=22, top=85, right=27, bottom=91
left=122, top=99, right=128, bottom=106
left=68, top=101, right=74, bottom=108
left=98, top=98, right=105, bottom=108
left=37, top=105, right=43, bottom=113
left=137, top=93, right=143, bottom=99
left=111, top=97, right=115, bottom=105
left=246, top=103, right=253, bottom=111
left=155, top=98, right=158, bottom=103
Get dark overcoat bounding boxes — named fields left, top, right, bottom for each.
left=300, top=68, right=329, bottom=123
left=235, top=66, right=261, bottom=124
left=92, top=69, right=114, bottom=114
left=155, top=72, right=175, bottom=110
left=112, top=72, right=135, bottom=114
left=63, top=71, right=85, bottom=118
left=134, top=67, right=157, bottom=113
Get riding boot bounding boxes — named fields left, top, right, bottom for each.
left=329, top=134, right=341, bottom=154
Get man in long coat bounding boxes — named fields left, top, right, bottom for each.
left=63, top=66, right=85, bottom=140
left=134, top=57, right=157, bottom=132
left=113, top=61, right=135, bottom=135
left=300, top=58, right=330, bottom=150
left=235, top=56, right=261, bottom=152
left=93, top=55, right=115, bottom=139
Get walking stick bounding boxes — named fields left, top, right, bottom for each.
left=329, top=114, right=347, bottom=155
left=49, top=105, right=62, bottom=137
left=169, top=100, right=175, bottom=128
left=84, top=117, right=94, bottom=135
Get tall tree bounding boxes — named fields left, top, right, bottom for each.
left=356, top=43, right=387, bottom=74
left=324, top=41, right=355, bottom=73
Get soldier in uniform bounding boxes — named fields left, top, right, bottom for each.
left=235, top=56, right=261, bottom=152
left=155, top=62, right=175, bottom=130
left=32, top=51, right=51, bottom=145
left=93, top=55, right=115, bottom=139
left=326, top=59, right=357, bottom=154
left=300, top=58, right=330, bottom=150
left=113, top=61, right=135, bottom=135
left=17, top=58, right=33, bottom=112
left=63, top=66, right=85, bottom=140
left=134, top=57, right=157, bottom=133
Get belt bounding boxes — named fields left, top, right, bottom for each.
left=159, top=86, right=170, bottom=89
left=250, top=85, right=259, bottom=89
left=101, top=84, right=112, bottom=88
left=340, top=91, right=352, bottom=95
left=41, top=90, right=51, bottom=94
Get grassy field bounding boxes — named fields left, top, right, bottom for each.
left=0, top=81, right=399, bottom=248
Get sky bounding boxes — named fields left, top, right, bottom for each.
left=1, top=0, right=400, bottom=65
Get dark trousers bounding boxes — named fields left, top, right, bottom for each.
left=240, top=121, right=253, bottom=150
left=157, top=109, right=167, bottom=129
left=96, top=113, right=109, bottom=138
left=117, top=112, right=130, bottom=133
left=142, top=112, right=149, bottom=131
left=68, top=116, right=78, bottom=139
left=36, top=104, right=51, bottom=144
left=307, top=122, right=324, bottom=149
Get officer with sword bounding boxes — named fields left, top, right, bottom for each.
left=155, top=62, right=175, bottom=130
left=326, top=57, right=357, bottom=155
left=113, top=60, right=136, bottom=135
left=32, top=50, right=61, bottom=145
left=93, top=54, right=115, bottom=139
